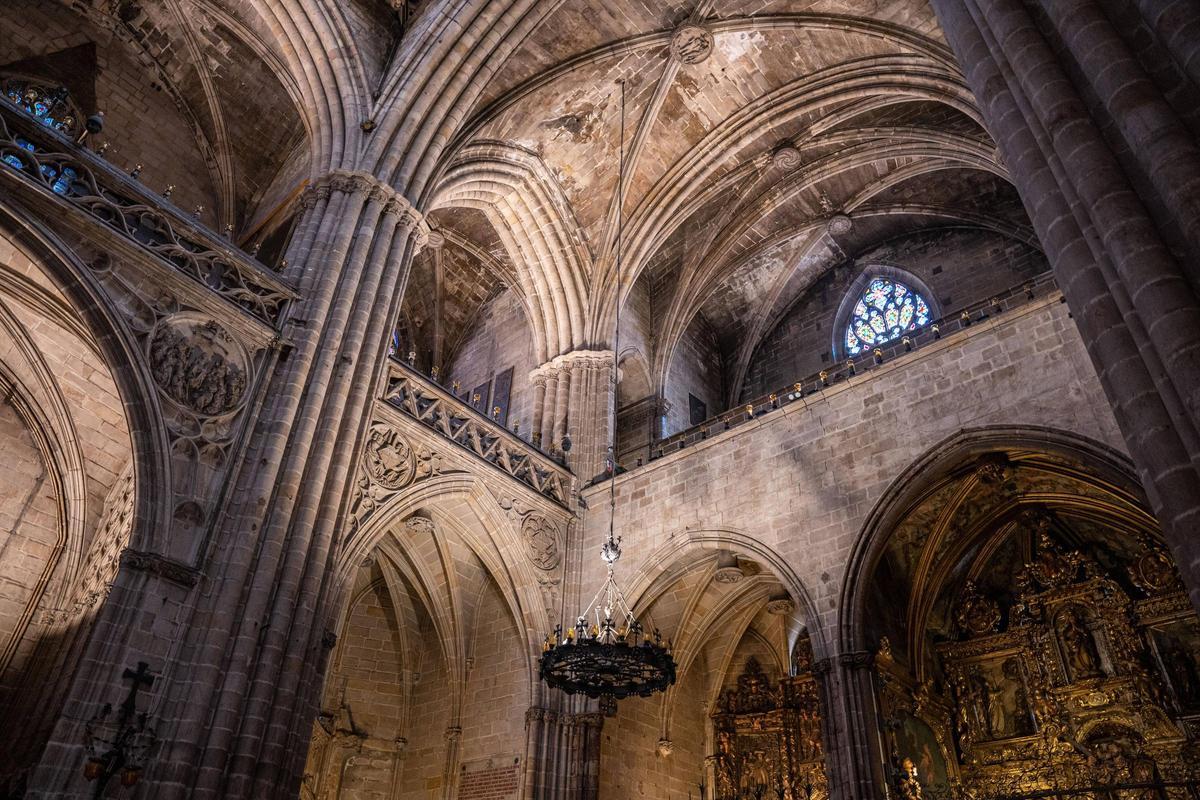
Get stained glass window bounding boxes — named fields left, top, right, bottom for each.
left=2, top=77, right=77, bottom=133
left=844, top=278, right=931, bottom=356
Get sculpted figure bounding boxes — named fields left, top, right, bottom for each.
left=898, top=758, right=922, bottom=800
left=1059, top=609, right=1103, bottom=681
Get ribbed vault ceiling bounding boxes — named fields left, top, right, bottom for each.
left=421, top=0, right=1040, bottom=392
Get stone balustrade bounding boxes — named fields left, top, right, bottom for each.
left=382, top=359, right=573, bottom=507
left=0, top=97, right=295, bottom=328
left=654, top=270, right=1060, bottom=457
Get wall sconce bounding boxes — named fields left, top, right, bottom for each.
left=83, top=662, right=156, bottom=798
left=873, top=348, right=883, bottom=365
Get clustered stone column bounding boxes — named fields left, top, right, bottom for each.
left=27, top=170, right=430, bottom=799
left=522, top=705, right=602, bottom=799
left=930, top=0, right=1200, bottom=612
left=528, top=350, right=615, bottom=479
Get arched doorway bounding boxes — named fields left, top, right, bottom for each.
left=844, top=430, right=1200, bottom=798
left=0, top=211, right=146, bottom=793
left=303, top=487, right=546, bottom=800
left=605, top=535, right=831, bottom=800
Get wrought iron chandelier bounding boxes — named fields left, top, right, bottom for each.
left=538, top=81, right=676, bottom=702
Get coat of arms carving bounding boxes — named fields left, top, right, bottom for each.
left=522, top=515, right=561, bottom=571
left=363, top=425, right=416, bottom=490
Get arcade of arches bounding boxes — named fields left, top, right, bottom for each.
left=0, top=1, right=1199, bottom=799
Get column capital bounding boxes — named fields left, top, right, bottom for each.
left=300, top=170, right=430, bottom=241
left=572, top=711, right=604, bottom=729
left=529, top=349, right=615, bottom=382
left=837, top=650, right=876, bottom=670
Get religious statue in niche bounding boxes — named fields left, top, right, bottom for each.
left=739, top=749, right=772, bottom=793
left=1056, top=606, right=1104, bottom=682
left=956, top=658, right=1035, bottom=741
left=147, top=315, right=248, bottom=417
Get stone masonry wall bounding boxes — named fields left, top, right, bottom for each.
left=584, top=293, right=1125, bottom=799
left=0, top=399, right=58, bottom=688
left=458, top=577, right=529, bottom=766
left=447, top=289, right=536, bottom=434
left=664, top=312, right=725, bottom=436
left=742, top=229, right=1048, bottom=399
left=0, top=0, right=219, bottom=222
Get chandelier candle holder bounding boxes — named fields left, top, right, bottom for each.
left=539, top=524, right=676, bottom=699
left=538, top=80, right=676, bottom=704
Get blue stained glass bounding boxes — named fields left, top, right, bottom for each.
left=2, top=137, right=35, bottom=172
left=844, top=278, right=932, bottom=355
left=3, top=79, right=76, bottom=133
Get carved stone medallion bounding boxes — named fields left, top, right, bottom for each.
left=146, top=314, right=248, bottom=416
left=523, top=515, right=561, bottom=570
left=1128, top=546, right=1180, bottom=595
left=766, top=597, right=795, bottom=616
left=363, top=425, right=416, bottom=490
left=670, top=24, right=714, bottom=64
left=771, top=144, right=801, bottom=170
left=827, top=214, right=853, bottom=236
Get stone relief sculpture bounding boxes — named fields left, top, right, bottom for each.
left=669, top=24, right=713, bottom=64
left=522, top=515, right=561, bottom=571
left=362, top=425, right=417, bottom=490
left=147, top=315, right=248, bottom=417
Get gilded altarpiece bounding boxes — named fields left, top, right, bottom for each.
left=710, top=656, right=829, bottom=799
left=890, top=532, right=1200, bottom=799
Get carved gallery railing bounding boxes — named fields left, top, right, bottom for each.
left=0, top=97, right=294, bottom=327
left=652, top=271, right=1060, bottom=459
left=382, top=359, right=572, bottom=508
